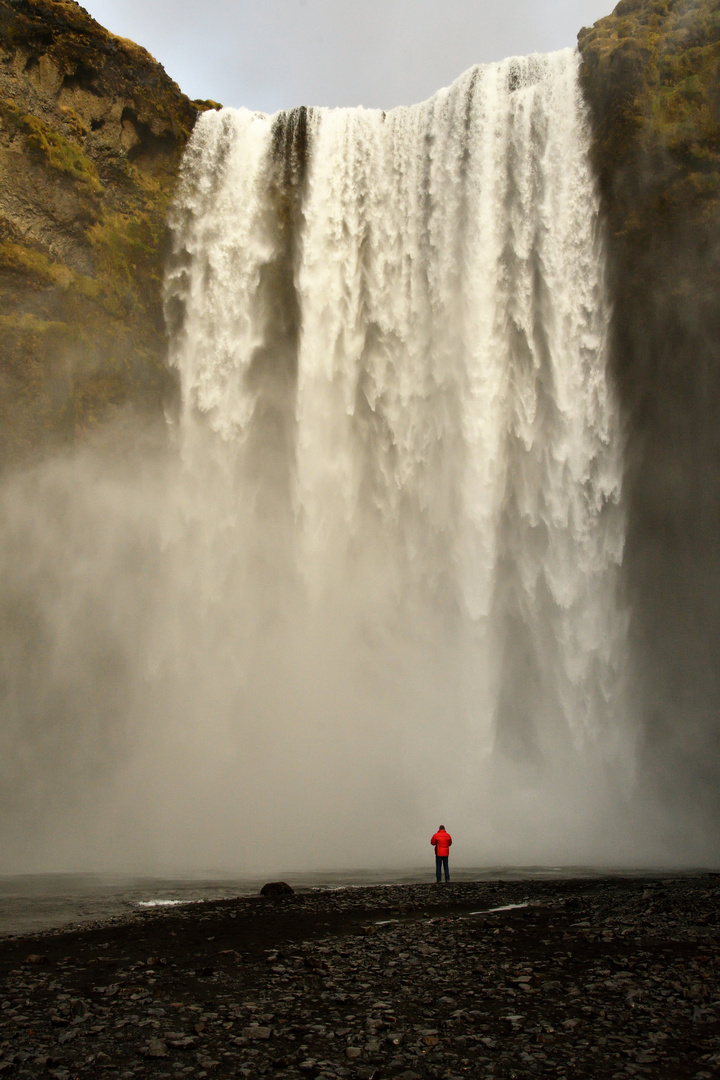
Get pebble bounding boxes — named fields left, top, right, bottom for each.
left=0, top=877, right=718, bottom=1078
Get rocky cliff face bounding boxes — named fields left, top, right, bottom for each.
left=0, top=0, right=209, bottom=465
left=579, top=0, right=720, bottom=817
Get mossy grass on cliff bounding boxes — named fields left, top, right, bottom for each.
left=0, top=96, right=101, bottom=192
left=579, top=0, right=720, bottom=228
left=0, top=237, right=73, bottom=288
left=0, top=0, right=199, bottom=465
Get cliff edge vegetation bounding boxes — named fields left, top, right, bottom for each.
left=580, top=0, right=720, bottom=226
left=579, top=0, right=720, bottom=812
left=0, top=0, right=211, bottom=465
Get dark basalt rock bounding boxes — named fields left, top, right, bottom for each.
left=260, top=881, right=296, bottom=897
left=0, top=877, right=718, bottom=1080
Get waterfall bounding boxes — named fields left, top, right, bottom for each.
left=165, top=47, right=626, bottom=807
left=0, top=49, right=636, bottom=873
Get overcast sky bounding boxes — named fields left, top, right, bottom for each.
left=82, top=1, right=614, bottom=113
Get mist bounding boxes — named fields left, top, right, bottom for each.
left=0, top=422, right=701, bottom=877
left=1, top=51, right=716, bottom=878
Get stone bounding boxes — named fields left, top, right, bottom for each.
left=142, top=1038, right=169, bottom=1058
left=165, top=1034, right=196, bottom=1048
left=0, top=876, right=718, bottom=1080
left=242, top=1025, right=273, bottom=1040
left=260, top=882, right=295, bottom=897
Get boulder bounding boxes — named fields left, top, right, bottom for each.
left=260, top=881, right=295, bottom=897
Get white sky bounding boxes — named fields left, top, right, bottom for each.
left=81, top=0, right=615, bottom=113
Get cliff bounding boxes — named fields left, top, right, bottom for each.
left=579, top=0, right=720, bottom=811
left=0, top=0, right=207, bottom=465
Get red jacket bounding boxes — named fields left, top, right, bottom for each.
left=431, top=829, right=452, bottom=857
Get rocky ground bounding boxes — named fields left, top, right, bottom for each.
left=0, top=875, right=719, bottom=1079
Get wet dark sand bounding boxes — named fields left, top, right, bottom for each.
left=1, top=875, right=719, bottom=1079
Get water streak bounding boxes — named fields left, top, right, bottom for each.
left=166, top=48, right=626, bottom=782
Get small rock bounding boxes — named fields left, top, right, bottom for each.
left=166, top=1034, right=196, bottom=1049
left=242, top=1024, right=273, bottom=1040
left=142, top=1038, right=169, bottom=1058
left=346, top=1046, right=362, bottom=1059
left=260, top=881, right=295, bottom=897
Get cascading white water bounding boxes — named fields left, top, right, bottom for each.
left=165, top=47, right=627, bottom=825
left=0, top=49, right=640, bottom=874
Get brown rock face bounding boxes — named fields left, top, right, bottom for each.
left=579, top=0, right=720, bottom=816
left=0, top=0, right=204, bottom=466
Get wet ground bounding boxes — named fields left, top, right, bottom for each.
left=0, top=875, right=718, bottom=1079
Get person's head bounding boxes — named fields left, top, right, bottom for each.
left=439, top=824, right=445, bottom=830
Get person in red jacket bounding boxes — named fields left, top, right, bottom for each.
left=431, top=825, right=452, bottom=883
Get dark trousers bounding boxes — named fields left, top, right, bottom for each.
left=435, top=855, right=449, bottom=882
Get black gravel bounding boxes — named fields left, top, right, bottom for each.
left=0, top=875, right=719, bottom=1079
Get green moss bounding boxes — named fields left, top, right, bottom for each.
left=0, top=238, right=116, bottom=305
left=580, top=0, right=720, bottom=230
left=193, top=99, right=223, bottom=112
left=87, top=207, right=167, bottom=320
left=58, top=105, right=89, bottom=139
left=0, top=312, right=72, bottom=338
left=688, top=170, right=720, bottom=195
left=0, top=240, right=72, bottom=288
left=0, top=98, right=102, bottom=192
left=72, top=274, right=103, bottom=301
left=678, top=73, right=703, bottom=99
